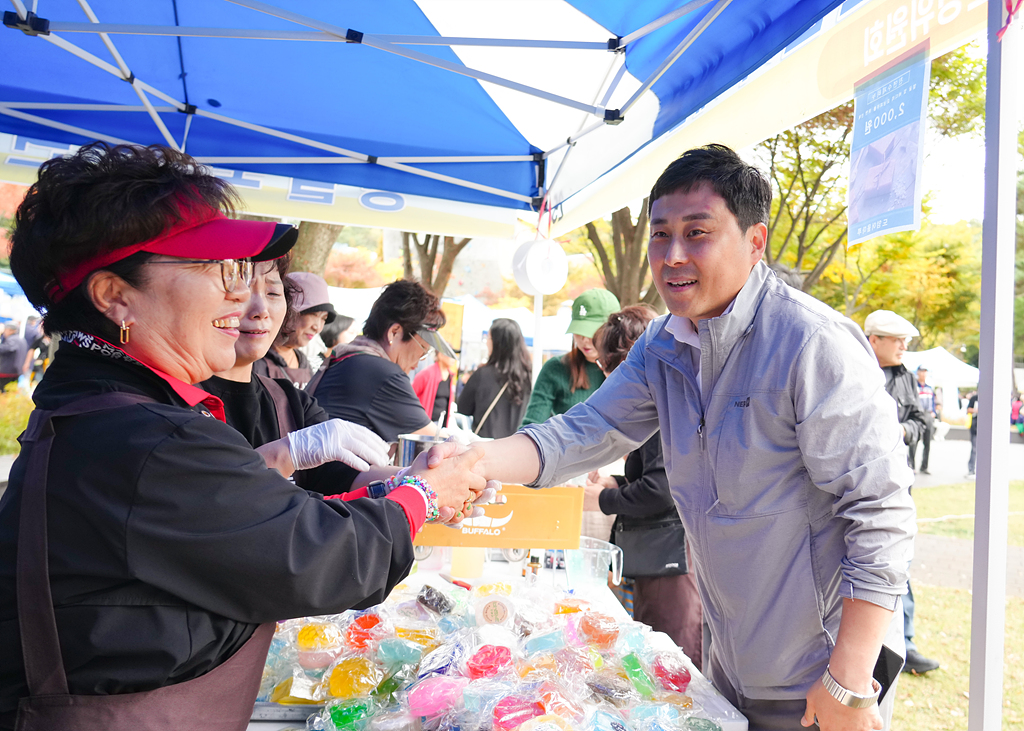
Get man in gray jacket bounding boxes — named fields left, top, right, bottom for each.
left=471, top=145, right=914, bottom=731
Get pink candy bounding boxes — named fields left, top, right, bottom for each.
left=407, top=676, right=469, bottom=718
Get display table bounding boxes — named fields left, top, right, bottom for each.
left=247, top=555, right=747, bottom=731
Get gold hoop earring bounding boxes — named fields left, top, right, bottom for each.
left=120, top=320, right=131, bottom=345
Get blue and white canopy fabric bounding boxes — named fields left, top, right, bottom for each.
left=0, top=0, right=844, bottom=236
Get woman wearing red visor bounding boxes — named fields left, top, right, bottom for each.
left=0, top=143, right=484, bottom=731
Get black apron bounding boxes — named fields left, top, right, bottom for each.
left=14, top=392, right=274, bottom=731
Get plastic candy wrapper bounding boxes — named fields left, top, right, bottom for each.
left=258, top=576, right=727, bottom=731
left=407, top=675, right=469, bottom=719
left=297, top=620, right=345, bottom=670
left=325, top=656, right=384, bottom=700
left=418, top=584, right=456, bottom=616
left=651, top=651, right=692, bottom=693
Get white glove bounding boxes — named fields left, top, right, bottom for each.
left=287, top=419, right=390, bottom=472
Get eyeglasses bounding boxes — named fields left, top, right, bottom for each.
left=146, top=258, right=255, bottom=294
left=412, top=333, right=433, bottom=360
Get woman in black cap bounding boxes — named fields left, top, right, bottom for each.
left=0, top=143, right=482, bottom=731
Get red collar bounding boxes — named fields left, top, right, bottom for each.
left=63, top=331, right=226, bottom=422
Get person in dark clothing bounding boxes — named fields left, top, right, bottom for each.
left=911, top=366, right=938, bottom=474
left=458, top=318, right=533, bottom=438
left=308, top=279, right=457, bottom=443
left=0, top=143, right=483, bottom=731
left=413, top=352, right=459, bottom=426
left=582, top=304, right=703, bottom=669
left=0, top=321, right=28, bottom=390
left=865, top=309, right=939, bottom=677
left=966, top=391, right=979, bottom=476
left=256, top=271, right=336, bottom=388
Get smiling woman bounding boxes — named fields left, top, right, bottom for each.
left=0, top=143, right=481, bottom=731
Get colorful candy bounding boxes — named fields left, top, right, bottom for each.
left=622, top=652, right=657, bottom=698
left=406, top=675, right=468, bottom=718
left=327, top=657, right=383, bottom=699
left=652, top=652, right=692, bottom=693
left=465, top=644, right=513, bottom=679
left=493, top=695, right=546, bottom=731
left=417, top=584, right=455, bottom=616
left=580, top=612, right=620, bottom=649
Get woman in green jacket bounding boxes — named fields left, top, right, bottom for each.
left=521, top=289, right=619, bottom=425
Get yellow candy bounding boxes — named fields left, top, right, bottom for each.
left=517, top=653, right=557, bottom=679
left=474, top=582, right=513, bottom=597
left=395, top=626, right=441, bottom=650
left=269, top=675, right=321, bottom=704
left=326, top=657, right=383, bottom=699
left=553, top=597, right=589, bottom=614
left=296, top=622, right=342, bottom=651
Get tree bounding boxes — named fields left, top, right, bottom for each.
left=757, top=45, right=986, bottom=292
left=400, top=232, right=472, bottom=297
left=291, top=221, right=345, bottom=275
left=560, top=202, right=664, bottom=311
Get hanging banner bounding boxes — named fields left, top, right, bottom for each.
left=847, top=44, right=930, bottom=246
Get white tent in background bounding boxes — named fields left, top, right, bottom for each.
left=902, top=348, right=980, bottom=419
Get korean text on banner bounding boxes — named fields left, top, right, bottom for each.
left=848, top=45, right=931, bottom=246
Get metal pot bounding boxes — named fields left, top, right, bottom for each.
left=396, top=433, right=446, bottom=467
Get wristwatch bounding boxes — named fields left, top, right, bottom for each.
left=820, top=667, right=881, bottom=708
left=366, top=480, right=394, bottom=499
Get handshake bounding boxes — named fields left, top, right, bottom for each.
left=260, top=419, right=498, bottom=527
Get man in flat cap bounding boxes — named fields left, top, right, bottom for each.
left=864, top=310, right=939, bottom=676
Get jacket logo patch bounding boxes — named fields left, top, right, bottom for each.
left=734, top=397, right=750, bottom=408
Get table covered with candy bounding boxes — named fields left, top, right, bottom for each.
left=248, top=562, right=747, bottom=731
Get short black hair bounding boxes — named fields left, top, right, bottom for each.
left=648, top=143, right=771, bottom=232
left=10, top=142, right=238, bottom=339
left=363, top=280, right=445, bottom=343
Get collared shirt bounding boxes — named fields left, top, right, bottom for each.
left=663, top=298, right=737, bottom=396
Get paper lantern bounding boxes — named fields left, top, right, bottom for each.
left=512, top=239, right=568, bottom=296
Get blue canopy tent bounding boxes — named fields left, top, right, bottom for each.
left=0, top=2, right=1018, bottom=728
left=0, top=0, right=847, bottom=237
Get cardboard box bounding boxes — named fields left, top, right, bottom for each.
left=413, top=484, right=583, bottom=549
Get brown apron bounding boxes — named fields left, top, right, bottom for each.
left=15, top=392, right=274, bottom=731
left=263, top=359, right=311, bottom=390
left=256, top=374, right=298, bottom=437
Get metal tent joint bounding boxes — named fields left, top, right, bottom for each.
left=3, top=10, right=50, bottom=36
left=121, top=71, right=136, bottom=85
left=365, top=155, right=377, bottom=164
left=604, top=109, right=624, bottom=124
left=346, top=28, right=363, bottom=43
left=179, top=103, right=197, bottom=115
left=607, top=36, right=622, bottom=51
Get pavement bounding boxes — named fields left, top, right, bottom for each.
left=0, top=431, right=1021, bottom=596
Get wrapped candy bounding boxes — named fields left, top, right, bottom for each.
left=587, top=709, right=630, bottom=731
left=518, top=714, right=574, bottom=730
left=417, top=585, right=456, bottom=616
left=652, top=652, right=692, bottom=693
left=621, top=653, right=656, bottom=699
left=464, top=644, right=513, bottom=679
left=492, top=694, right=546, bottom=731
left=297, top=621, right=344, bottom=670
left=579, top=612, right=619, bottom=650
left=524, top=630, right=565, bottom=656
left=538, top=681, right=585, bottom=723
left=345, top=613, right=384, bottom=651
left=685, top=718, right=723, bottom=731
left=327, top=657, right=384, bottom=699
left=418, top=635, right=469, bottom=678
left=407, top=676, right=469, bottom=718
left=395, top=625, right=442, bottom=652
left=327, top=698, right=374, bottom=730
left=377, top=637, right=424, bottom=668
left=586, top=669, right=639, bottom=709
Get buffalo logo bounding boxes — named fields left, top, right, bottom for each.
left=460, top=511, right=513, bottom=536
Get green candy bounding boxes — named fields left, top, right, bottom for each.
left=621, top=652, right=657, bottom=699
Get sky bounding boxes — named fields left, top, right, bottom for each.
left=923, top=42, right=1024, bottom=225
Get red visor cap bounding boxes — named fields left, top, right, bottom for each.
left=48, top=213, right=297, bottom=302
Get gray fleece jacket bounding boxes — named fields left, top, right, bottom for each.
left=522, top=262, right=915, bottom=700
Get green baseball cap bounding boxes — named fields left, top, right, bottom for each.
left=566, top=289, right=621, bottom=338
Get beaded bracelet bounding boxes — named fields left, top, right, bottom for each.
left=385, top=474, right=440, bottom=523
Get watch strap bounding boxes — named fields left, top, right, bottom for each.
left=820, top=667, right=881, bottom=709
left=366, top=480, right=392, bottom=499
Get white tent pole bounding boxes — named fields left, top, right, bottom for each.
left=375, top=159, right=534, bottom=204
left=0, top=103, right=176, bottom=111
left=75, top=0, right=180, bottom=150
left=532, top=294, right=543, bottom=385
left=618, top=0, right=715, bottom=47
left=225, top=0, right=609, bottom=118
left=0, top=105, right=136, bottom=145
left=967, top=2, right=1018, bottom=730
left=620, top=0, right=732, bottom=116
left=194, top=155, right=535, bottom=164
left=47, top=22, right=610, bottom=50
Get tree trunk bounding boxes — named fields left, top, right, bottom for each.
left=291, top=221, right=344, bottom=274
left=430, top=236, right=472, bottom=296
left=401, top=232, right=414, bottom=280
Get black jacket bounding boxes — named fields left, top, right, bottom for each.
left=598, top=435, right=683, bottom=532
left=882, top=364, right=929, bottom=466
left=0, top=339, right=414, bottom=727
left=457, top=364, right=531, bottom=439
